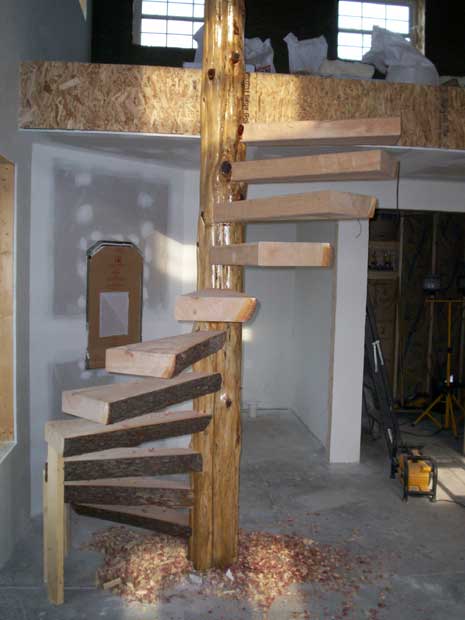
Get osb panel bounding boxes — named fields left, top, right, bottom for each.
left=446, top=87, right=465, bottom=149
left=248, top=73, right=443, bottom=148
left=20, top=62, right=201, bottom=135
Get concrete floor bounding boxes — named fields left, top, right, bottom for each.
left=1, top=410, right=465, bottom=619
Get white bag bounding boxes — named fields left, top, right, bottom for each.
left=245, top=37, right=275, bottom=73
left=363, top=26, right=439, bottom=85
left=284, top=32, right=327, bottom=74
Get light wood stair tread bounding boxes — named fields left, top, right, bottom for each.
left=215, top=190, right=377, bottom=224
left=63, top=446, right=202, bottom=481
left=62, top=371, right=222, bottom=425
left=106, top=330, right=226, bottom=378
left=46, top=410, right=211, bottom=457
left=242, top=117, right=401, bottom=147
left=73, top=503, right=191, bottom=537
left=65, top=477, right=193, bottom=508
left=175, top=289, right=257, bottom=323
left=231, top=150, right=398, bottom=184
left=210, top=242, right=333, bottom=268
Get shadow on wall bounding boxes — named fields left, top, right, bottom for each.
left=52, top=162, right=174, bottom=316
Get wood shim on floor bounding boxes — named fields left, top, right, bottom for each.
left=73, top=504, right=191, bottom=537
left=210, top=242, right=333, bottom=268
left=46, top=410, right=212, bottom=457
left=61, top=372, right=222, bottom=425
left=231, top=150, right=398, bottom=184
left=241, top=117, right=401, bottom=147
left=106, top=330, right=226, bottom=379
left=64, top=446, right=202, bottom=481
left=65, top=477, right=193, bottom=508
left=175, top=289, right=257, bottom=323
left=214, top=190, right=377, bottom=224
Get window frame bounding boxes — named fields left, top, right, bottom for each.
left=133, top=0, right=204, bottom=50
left=337, top=0, right=416, bottom=61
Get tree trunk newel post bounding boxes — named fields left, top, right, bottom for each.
left=190, top=0, right=247, bottom=570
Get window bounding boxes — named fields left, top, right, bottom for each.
left=338, top=1, right=413, bottom=61
left=134, top=0, right=204, bottom=49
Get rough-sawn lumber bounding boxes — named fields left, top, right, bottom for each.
left=65, top=477, right=192, bottom=508
left=46, top=410, right=212, bottom=457
left=211, top=242, right=333, bottom=268
left=175, top=290, right=257, bottom=323
left=64, top=447, right=202, bottom=481
left=73, top=504, right=191, bottom=537
left=214, top=190, right=377, bottom=224
left=106, top=330, right=226, bottom=378
left=62, top=372, right=222, bottom=424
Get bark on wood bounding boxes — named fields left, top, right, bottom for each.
left=64, top=447, right=202, bottom=481
left=190, top=0, right=246, bottom=570
left=106, top=330, right=226, bottom=378
left=215, top=190, right=378, bottom=224
left=46, top=410, right=212, bottom=457
left=73, top=504, right=191, bottom=537
left=176, top=290, right=257, bottom=323
left=62, top=372, right=222, bottom=425
left=65, top=478, right=193, bottom=508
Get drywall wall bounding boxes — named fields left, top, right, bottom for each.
left=292, top=221, right=336, bottom=446
left=0, top=0, right=91, bottom=566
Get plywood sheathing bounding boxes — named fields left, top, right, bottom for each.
left=20, top=62, right=201, bottom=135
left=19, top=62, right=465, bottom=150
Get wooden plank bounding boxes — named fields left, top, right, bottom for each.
left=46, top=410, right=212, bottom=457
left=42, top=469, right=48, bottom=584
left=46, top=446, right=65, bottom=605
left=106, top=330, right=226, bottom=378
left=65, top=477, right=192, bottom=507
left=231, top=150, right=398, bottom=184
left=73, top=504, right=191, bottom=537
left=62, top=371, right=222, bottom=425
left=215, top=190, right=377, bottom=224
left=241, top=117, right=401, bottom=147
left=64, top=447, right=202, bottom=481
left=175, top=290, right=257, bottom=323
left=0, top=162, right=14, bottom=442
left=211, top=242, right=333, bottom=268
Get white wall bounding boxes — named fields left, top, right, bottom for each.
left=0, top=0, right=92, bottom=565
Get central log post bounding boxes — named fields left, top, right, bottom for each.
left=189, top=0, right=247, bottom=569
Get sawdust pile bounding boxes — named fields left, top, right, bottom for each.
left=87, top=526, right=376, bottom=611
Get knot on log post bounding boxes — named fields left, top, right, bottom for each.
left=220, top=160, right=232, bottom=178
left=207, top=68, right=216, bottom=80
left=231, top=51, right=241, bottom=64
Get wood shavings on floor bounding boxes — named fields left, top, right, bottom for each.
left=85, top=526, right=378, bottom=613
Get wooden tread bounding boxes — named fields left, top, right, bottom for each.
left=73, top=504, right=191, bottom=537
left=242, top=117, right=401, bottom=147
left=210, top=242, right=333, bottom=268
left=231, top=150, right=397, bottom=184
left=215, top=190, right=377, bottom=224
left=45, top=410, right=212, bottom=457
left=64, top=446, right=202, bottom=481
left=62, top=371, right=222, bottom=425
left=65, top=477, right=192, bottom=508
left=106, top=330, right=226, bottom=379
left=175, top=289, right=257, bottom=323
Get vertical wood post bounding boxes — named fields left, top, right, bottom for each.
left=46, top=446, right=65, bottom=605
left=190, top=0, right=247, bottom=570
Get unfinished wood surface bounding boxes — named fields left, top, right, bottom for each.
left=215, top=190, right=377, bottom=224
left=0, top=161, right=14, bottom=442
left=46, top=446, right=65, bottom=605
left=175, top=289, right=257, bottom=323
left=190, top=0, right=246, bottom=571
left=64, top=447, right=202, bottom=481
left=242, top=117, right=401, bottom=147
left=211, top=242, right=333, bottom=268
left=231, top=150, right=398, bottom=184
left=65, top=477, right=192, bottom=507
left=106, top=330, right=226, bottom=378
left=62, top=372, right=222, bottom=425
left=42, top=470, right=48, bottom=584
left=20, top=63, right=465, bottom=150
left=73, top=504, right=191, bottom=537
left=46, top=410, right=212, bottom=457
